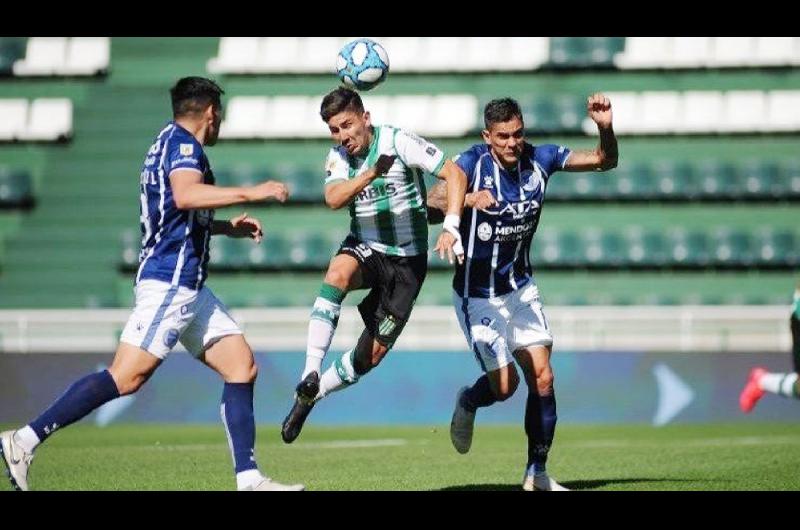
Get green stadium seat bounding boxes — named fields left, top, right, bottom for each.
left=215, top=164, right=261, bottom=187
left=668, top=229, right=710, bottom=267
left=0, top=168, right=33, bottom=208
left=695, top=159, right=740, bottom=200
left=625, top=228, right=668, bottom=267
left=611, top=162, right=657, bottom=200
left=278, top=164, right=323, bottom=203
left=521, top=96, right=560, bottom=133
left=566, top=172, right=612, bottom=200
left=553, top=94, right=585, bottom=132
left=651, top=159, right=698, bottom=200
left=739, top=159, right=781, bottom=199
left=119, top=230, right=139, bottom=269
left=548, top=37, right=623, bottom=69
left=711, top=229, right=755, bottom=268
left=755, top=228, right=798, bottom=267
left=0, top=38, right=26, bottom=76
left=778, top=159, right=800, bottom=198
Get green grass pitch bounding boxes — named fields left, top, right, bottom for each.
left=2, top=422, right=799, bottom=491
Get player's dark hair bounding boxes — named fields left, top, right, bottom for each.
left=484, top=98, right=524, bottom=129
left=170, top=77, right=224, bottom=117
left=320, top=87, right=365, bottom=122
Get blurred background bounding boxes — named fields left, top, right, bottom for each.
left=0, top=37, right=798, bottom=426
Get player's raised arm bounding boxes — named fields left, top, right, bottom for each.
left=324, top=154, right=395, bottom=210
left=170, top=169, right=288, bottom=210
left=563, top=93, right=619, bottom=172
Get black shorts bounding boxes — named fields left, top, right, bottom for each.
left=337, top=235, right=428, bottom=348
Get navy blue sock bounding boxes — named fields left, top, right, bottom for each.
left=525, top=391, right=557, bottom=470
left=29, top=370, right=120, bottom=442
left=221, top=382, right=258, bottom=474
left=461, top=374, right=498, bottom=412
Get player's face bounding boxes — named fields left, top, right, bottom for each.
left=327, top=110, right=372, bottom=156
left=205, top=104, right=222, bottom=146
left=483, top=117, right=525, bottom=168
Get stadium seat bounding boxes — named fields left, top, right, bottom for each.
left=585, top=91, right=638, bottom=135
left=652, top=159, right=697, bottom=200
left=280, top=165, right=323, bottom=203
left=613, top=37, right=671, bottom=69
left=219, top=97, right=270, bottom=139
left=427, top=95, right=478, bottom=137
left=712, top=229, right=755, bottom=267
left=381, top=37, right=422, bottom=72
left=462, top=37, right=505, bottom=71
left=207, top=37, right=259, bottom=74
left=765, top=90, right=800, bottom=132
left=419, top=37, right=464, bottom=72
left=548, top=37, right=593, bottom=68
left=60, top=37, right=110, bottom=76
left=708, top=37, right=755, bottom=68
left=119, top=229, right=139, bottom=269
left=668, top=37, right=712, bottom=68
left=695, top=159, right=740, bottom=199
left=388, top=95, right=435, bottom=135
left=679, top=91, right=724, bottom=133
left=521, top=96, right=560, bottom=133
left=298, top=37, right=347, bottom=73
left=0, top=99, right=29, bottom=141
left=738, top=159, right=781, bottom=199
left=636, top=91, right=682, bottom=134
left=779, top=159, right=800, bottom=197
left=263, top=96, right=317, bottom=138
left=668, top=229, right=710, bottom=267
left=753, top=37, right=798, bottom=66
left=611, top=162, right=657, bottom=200
left=255, top=37, right=301, bottom=73
left=0, top=168, right=33, bottom=208
left=506, top=37, right=549, bottom=70
left=12, top=37, right=67, bottom=76
left=719, top=91, right=766, bottom=133
left=568, top=171, right=612, bottom=200
left=755, top=228, right=798, bottom=267
left=0, top=38, right=26, bottom=76
left=19, top=98, right=72, bottom=141
left=625, top=228, right=668, bottom=267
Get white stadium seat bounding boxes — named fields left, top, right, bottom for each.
left=264, top=96, right=317, bottom=138
left=507, top=37, right=549, bottom=70
left=418, top=37, right=464, bottom=72
left=754, top=37, right=798, bottom=66
left=13, top=37, right=68, bottom=76
left=382, top=37, right=421, bottom=72
left=219, top=97, right=271, bottom=138
left=637, top=91, right=682, bottom=134
left=679, top=91, right=723, bottom=133
left=708, top=37, right=755, bottom=68
left=255, top=37, right=301, bottom=73
left=19, top=98, right=73, bottom=141
left=427, top=95, right=479, bottom=137
left=584, top=92, right=638, bottom=135
left=388, top=96, right=434, bottom=134
left=765, top=90, right=800, bottom=132
left=719, top=91, right=766, bottom=133
left=0, top=99, right=29, bottom=141
left=668, top=37, right=712, bottom=68
left=359, top=96, right=391, bottom=127
left=207, top=37, right=259, bottom=74
left=463, top=37, right=505, bottom=71
left=613, top=37, right=671, bottom=69
left=60, top=37, right=110, bottom=75
left=298, top=37, right=347, bottom=73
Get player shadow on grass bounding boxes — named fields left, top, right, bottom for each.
left=437, top=478, right=704, bottom=491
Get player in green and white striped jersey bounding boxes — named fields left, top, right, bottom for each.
left=281, top=87, right=467, bottom=443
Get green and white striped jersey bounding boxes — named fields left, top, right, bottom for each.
left=324, top=125, right=446, bottom=256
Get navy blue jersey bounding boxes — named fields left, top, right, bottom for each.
left=453, top=143, right=571, bottom=298
left=135, top=121, right=215, bottom=290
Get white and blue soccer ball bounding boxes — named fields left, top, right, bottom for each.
left=336, top=38, right=389, bottom=92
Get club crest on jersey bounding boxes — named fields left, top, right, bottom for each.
left=180, top=143, right=194, bottom=156
left=477, top=222, right=493, bottom=241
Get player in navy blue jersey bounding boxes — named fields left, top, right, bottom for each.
left=0, top=77, right=303, bottom=492
left=427, top=94, right=618, bottom=491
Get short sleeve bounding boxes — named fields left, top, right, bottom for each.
left=167, top=138, right=205, bottom=175
left=536, top=144, right=572, bottom=177
left=392, top=128, right=446, bottom=175
left=324, top=147, right=350, bottom=184
left=453, top=148, right=480, bottom=189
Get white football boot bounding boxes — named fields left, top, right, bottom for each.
left=0, top=430, right=34, bottom=491
left=241, top=476, right=305, bottom=491
left=522, top=469, right=569, bottom=491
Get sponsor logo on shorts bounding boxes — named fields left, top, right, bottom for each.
left=164, top=328, right=180, bottom=348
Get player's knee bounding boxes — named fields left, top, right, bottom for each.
left=246, top=362, right=259, bottom=383
left=496, top=372, right=519, bottom=401
left=536, top=368, right=554, bottom=395
left=324, top=267, right=350, bottom=291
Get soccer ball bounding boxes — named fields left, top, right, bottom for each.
left=336, top=38, right=389, bottom=92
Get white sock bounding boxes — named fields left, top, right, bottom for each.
left=14, top=426, right=40, bottom=453
left=318, top=349, right=359, bottom=399
left=759, top=372, right=799, bottom=398
left=302, top=297, right=342, bottom=379
left=236, top=469, right=264, bottom=490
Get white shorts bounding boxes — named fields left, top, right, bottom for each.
left=120, top=279, right=242, bottom=360
left=453, top=281, right=553, bottom=373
